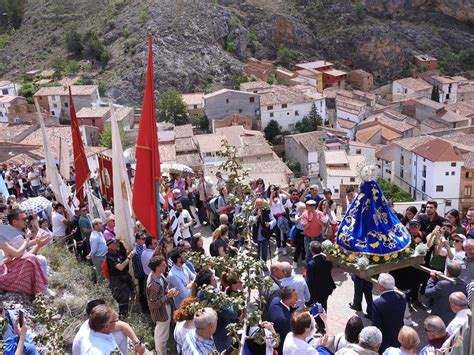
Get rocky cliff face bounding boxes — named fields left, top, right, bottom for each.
left=0, top=0, right=473, bottom=105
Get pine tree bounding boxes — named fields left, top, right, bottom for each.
left=431, top=85, right=440, bottom=103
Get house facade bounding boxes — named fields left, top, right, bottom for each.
left=427, top=76, right=459, bottom=104
left=284, top=131, right=326, bottom=176
left=0, top=96, right=27, bottom=123
left=0, top=80, right=17, bottom=96
left=347, top=69, right=374, bottom=92
left=392, top=78, right=432, bottom=101
left=204, top=89, right=260, bottom=122
left=34, top=85, right=101, bottom=120
left=181, top=92, right=205, bottom=117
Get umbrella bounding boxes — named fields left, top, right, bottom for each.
left=161, top=163, right=193, bottom=173
left=19, top=196, right=52, bottom=216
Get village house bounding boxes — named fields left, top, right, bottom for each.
left=356, top=110, right=415, bottom=144
left=414, top=54, right=438, bottom=71
left=203, top=89, right=260, bottom=122
left=425, top=76, right=460, bottom=104
left=458, top=81, right=474, bottom=102
left=181, top=92, right=205, bottom=118
left=322, top=69, right=347, bottom=90
left=76, top=107, right=110, bottom=132
left=211, top=114, right=254, bottom=132
left=392, top=77, right=432, bottom=101
left=347, top=69, right=374, bottom=92
left=240, top=81, right=272, bottom=94
left=275, top=68, right=295, bottom=85
left=335, top=94, right=367, bottom=139
left=0, top=96, right=28, bottom=124
left=173, top=124, right=202, bottom=171
left=33, top=85, right=102, bottom=120
left=295, top=61, right=334, bottom=72
left=460, top=152, right=474, bottom=215
left=319, top=150, right=366, bottom=198
left=348, top=140, right=376, bottom=161
left=0, top=80, right=17, bottom=96
left=295, top=69, right=323, bottom=92
left=284, top=131, right=327, bottom=176
left=244, top=58, right=275, bottom=81
left=415, top=98, right=470, bottom=129
left=104, top=107, right=135, bottom=131
left=260, top=85, right=326, bottom=131
left=376, top=144, right=396, bottom=182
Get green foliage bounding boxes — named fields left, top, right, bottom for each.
left=355, top=2, right=365, bottom=19
left=266, top=73, right=277, bottom=85
left=431, top=85, right=440, bottom=102
left=139, top=9, right=150, bottom=22
left=0, top=33, right=11, bottom=48
left=157, top=88, right=188, bottom=125
left=277, top=47, right=296, bottom=67
left=98, top=80, right=107, bottom=96
left=286, top=159, right=301, bottom=175
left=225, top=33, right=236, bottom=53
left=122, top=27, right=130, bottom=39
left=376, top=178, right=414, bottom=202
left=231, top=73, right=250, bottom=85
left=100, top=126, right=125, bottom=148
left=422, top=38, right=431, bottom=51
left=47, top=3, right=65, bottom=16
left=51, top=57, right=67, bottom=79
left=438, top=48, right=474, bottom=75
left=83, top=30, right=110, bottom=64
left=264, top=119, right=282, bottom=144
left=65, top=60, right=80, bottom=74
left=229, top=14, right=241, bottom=28
left=18, top=82, right=36, bottom=103
left=65, top=29, right=83, bottom=55
left=295, top=103, right=322, bottom=133
left=1, top=0, right=26, bottom=29
left=191, top=114, right=209, bottom=131
left=248, top=31, right=257, bottom=43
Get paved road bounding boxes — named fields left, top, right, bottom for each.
left=196, top=225, right=429, bottom=343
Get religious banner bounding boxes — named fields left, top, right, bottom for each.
left=98, top=154, right=113, bottom=201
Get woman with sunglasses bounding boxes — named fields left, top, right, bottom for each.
left=441, top=233, right=466, bottom=273
left=445, top=209, right=465, bottom=235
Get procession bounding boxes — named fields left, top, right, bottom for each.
left=0, top=35, right=473, bottom=355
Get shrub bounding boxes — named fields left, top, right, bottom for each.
left=123, top=27, right=130, bottom=39
left=65, top=29, right=83, bottom=55
left=0, top=33, right=11, bottom=49
left=286, top=160, right=301, bottom=175
left=65, top=60, right=80, bottom=74
left=264, top=119, right=282, bottom=144
left=225, top=33, right=236, bottom=53
left=0, top=63, right=5, bottom=76
left=376, top=178, right=414, bottom=202
left=277, top=47, right=296, bottom=67
left=18, top=83, right=36, bottom=103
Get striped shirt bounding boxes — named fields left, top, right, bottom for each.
left=132, top=244, right=146, bottom=278
left=182, top=330, right=217, bottom=355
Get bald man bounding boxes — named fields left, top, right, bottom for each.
left=460, top=239, right=474, bottom=284
left=279, top=261, right=310, bottom=310
left=447, top=292, right=471, bottom=335
left=262, top=262, right=285, bottom=321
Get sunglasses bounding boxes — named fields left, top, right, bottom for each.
left=453, top=239, right=463, bottom=243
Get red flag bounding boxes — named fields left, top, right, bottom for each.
left=69, top=86, right=90, bottom=205
left=98, top=154, right=113, bottom=201
left=132, top=33, right=161, bottom=237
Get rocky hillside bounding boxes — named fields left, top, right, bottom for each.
left=0, top=0, right=473, bottom=105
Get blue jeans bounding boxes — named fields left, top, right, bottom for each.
left=257, top=239, right=269, bottom=261
left=31, top=185, right=40, bottom=197
left=304, top=235, right=323, bottom=264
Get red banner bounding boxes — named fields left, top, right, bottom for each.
left=98, top=154, right=113, bottom=201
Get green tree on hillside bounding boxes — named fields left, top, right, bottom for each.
left=18, top=83, right=36, bottom=104
left=99, top=127, right=125, bottom=148
left=264, top=119, right=282, bottom=144
left=65, top=29, right=83, bottom=55
left=295, top=103, right=322, bottom=132
left=157, top=88, right=188, bottom=125
left=431, top=85, right=440, bottom=102
left=1, top=0, right=26, bottom=29
left=376, top=178, right=414, bottom=202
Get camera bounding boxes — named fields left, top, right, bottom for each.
left=310, top=302, right=324, bottom=316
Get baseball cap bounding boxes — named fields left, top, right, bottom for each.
left=310, top=185, right=319, bottom=190
left=452, top=233, right=466, bottom=241
left=306, top=200, right=317, bottom=206
left=408, top=219, right=421, bottom=227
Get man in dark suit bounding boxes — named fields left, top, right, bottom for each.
left=267, top=286, right=298, bottom=355
left=372, top=273, right=407, bottom=353
left=305, top=240, right=335, bottom=311
left=424, top=261, right=467, bottom=325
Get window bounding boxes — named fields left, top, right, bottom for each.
left=287, top=112, right=290, bottom=115
left=270, top=113, right=274, bottom=117
left=249, top=97, right=255, bottom=103
left=295, top=110, right=299, bottom=116
left=446, top=94, right=450, bottom=100
left=267, top=105, right=273, bottom=110
left=451, top=162, right=456, bottom=167
left=239, top=109, right=242, bottom=113
left=226, top=98, right=229, bottom=104
left=53, top=103, right=58, bottom=108
left=445, top=172, right=449, bottom=176
left=451, top=171, right=455, bottom=175
left=193, top=105, right=198, bottom=109
left=445, top=199, right=452, bottom=207
left=464, top=186, right=472, bottom=197
left=422, top=165, right=426, bottom=178
left=2, top=89, right=7, bottom=95
left=64, top=102, right=68, bottom=108
left=466, top=172, right=473, bottom=178
left=282, top=104, right=287, bottom=108
left=350, top=177, right=355, bottom=182
left=51, top=111, right=55, bottom=116
left=436, top=185, right=444, bottom=192
left=356, top=149, right=362, bottom=154
left=421, top=180, right=426, bottom=192
left=334, top=188, right=339, bottom=193
left=400, top=154, right=404, bottom=165
left=0, top=111, right=3, bottom=116
left=404, top=89, right=408, bottom=94
left=400, top=168, right=404, bottom=179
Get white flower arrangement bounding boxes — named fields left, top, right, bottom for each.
left=321, top=240, right=334, bottom=253
left=356, top=256, right=370, bottom=269
left=414, top=243, right=428, bottom=256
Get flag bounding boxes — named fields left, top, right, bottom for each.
left=34, top=99, right=66, bottom=206
left=111, top=104, right=135, bottom=249
left=54, top=136, right=70, bottom=180
left=132, top=33, right=161, bottom=238
left=98, top=154, right=113, bottom=201
left=69, top=86, right=90, bottom=205
left=0, top=174, right=9, bottom=198
left=87, top=187, right=106, bottom=221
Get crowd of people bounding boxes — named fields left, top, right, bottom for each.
left=0, top=162, right=473, bottom=354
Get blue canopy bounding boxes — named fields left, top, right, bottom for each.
left=336, top=180, right=411, bottom=256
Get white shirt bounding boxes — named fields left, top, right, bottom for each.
left=280, top=274, right=311, bottom=310
left=270, top=195, right=286, bottom=215
left=177, top=209, right=192, bottom=241
left=283, top=332, right=319, bottom=354
left=446, top=308, right=471, bottom=335
left=73, top=320, right=126, bottom=355
left=141, top=248, right=155, bottom=275
left=28, top=172, right=41, bottom=187
left=174, top=321, right=195, bottom=353
left=52, top=211, right=67, bottom=237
